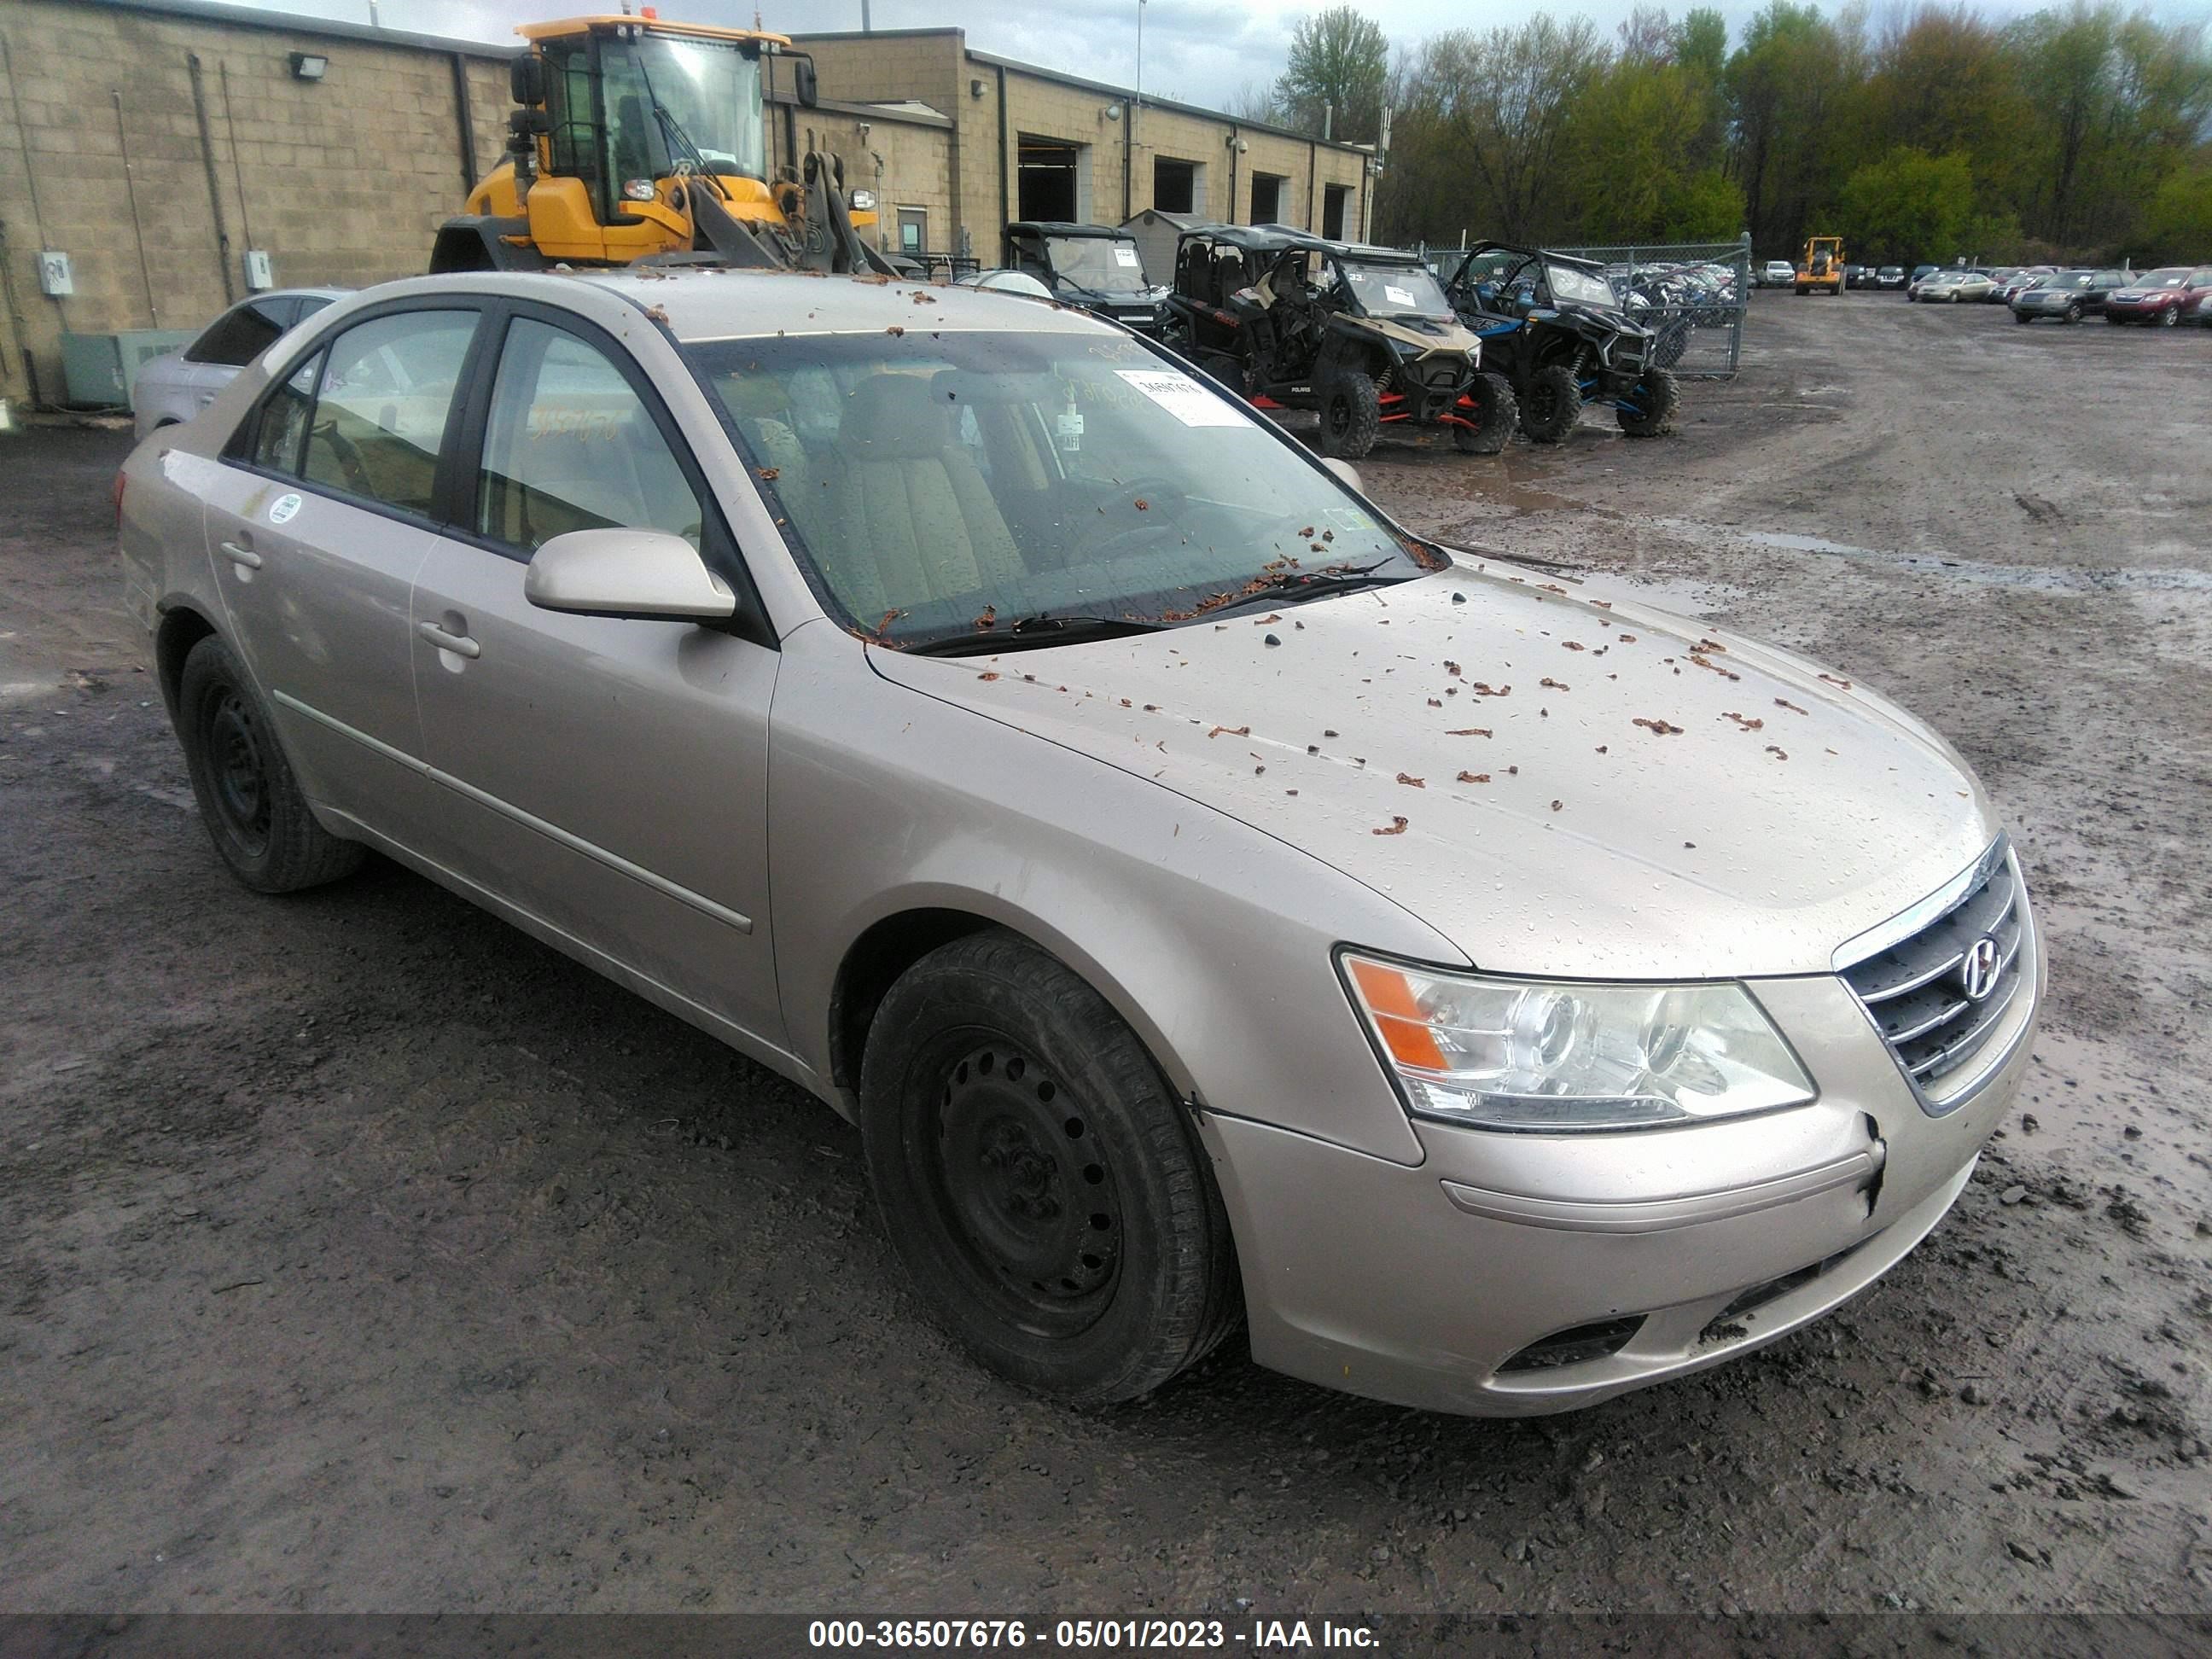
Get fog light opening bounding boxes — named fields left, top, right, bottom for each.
left=1496, top=1314, right=1645, bottom=1374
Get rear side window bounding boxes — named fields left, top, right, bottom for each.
left=185, top=298, right=294, bottom=367
left=253, top=352, right=323, bottom=474
left=297, top=311, right=476, bottom=518
left=474, top=317, right=704, bottom=552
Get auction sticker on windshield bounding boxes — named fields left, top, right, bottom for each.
left=1114, top=369, right=1249, bottom=428
left=1384, top=284, right=1417, bottom=308
left=1114, top=245, right=1140, bottom=267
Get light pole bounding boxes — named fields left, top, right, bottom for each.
left=1128, top=0, right=1145, bottom=221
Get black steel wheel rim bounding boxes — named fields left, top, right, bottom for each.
left=928, top=1040, right=1122, bottom=1337
left=1324, top=393, right=1351, bottom=442
left=206, top=686, right=272, bottom=856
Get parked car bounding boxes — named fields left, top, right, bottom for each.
left=1871, top=265, right=1906, bottom=291
left=1909, top=270, right=1975, bottom=302
left=131, top=288, right=346, bottom=440
left=1909, top=265, right=1939, bottom=289
left=1994, top=267, right=2055, bottom=305
left=2102, top=266, right=2212, bottom=328
left=2010, top=268, right=2127, bottom=323
left=1842, top=264, right=1866, bottom=287
left=1761, top=259, right=1796, bottom=288
left=117, top=270, right=2044, bottom=1418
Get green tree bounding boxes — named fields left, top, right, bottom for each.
left=2139, top=166, right=2212, bottom=263
left=1275, top=5, right=1390, bottom=142
left=1837, top=146, right=1976, bottom=264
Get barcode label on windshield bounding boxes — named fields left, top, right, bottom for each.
left=1115, top=369, right=1250, bottom=428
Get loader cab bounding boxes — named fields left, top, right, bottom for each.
left=527, top=20, right=775, bottom=227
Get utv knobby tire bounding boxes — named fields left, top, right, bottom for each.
left=1318, top=370, right=1382, bottom=459
left=1519, top=363, right=1582, bottom=444
left=1453, top=371, right=1516, bottom=454
left=859, top=929, right=1241, bottom=1406
left=1615, top=367, right=1679, bottom=438
left=177, top=635, right=364, bottom=894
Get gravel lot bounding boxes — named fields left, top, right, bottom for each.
left=2, top=292, right=2208, bottom=1621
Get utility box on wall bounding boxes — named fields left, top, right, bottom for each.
left=243, top=250, right=274, bottom=290
left=61, top=331, right=196, bottom=409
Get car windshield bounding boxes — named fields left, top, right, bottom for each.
left=1339, top=261, right=1455, bottom=318
left=1045, top=236, right=1150, bottom=294
left=2138, top=268, right=2191, bottom=287
left=1546, top=264, right=1618, bottom=307
left=603, top=32, right=765, bottom=180
left=687, top=330, right=1429, bottom=648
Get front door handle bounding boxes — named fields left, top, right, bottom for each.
left=416, top=619, right=480, bottom=660
left=218, top=540, right=263, bottom=570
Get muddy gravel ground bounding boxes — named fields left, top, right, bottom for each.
left=2, top=294, right=2209, bottom=1625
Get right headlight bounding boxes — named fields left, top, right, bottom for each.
left=1340, top=952, right=1816, bottom=1133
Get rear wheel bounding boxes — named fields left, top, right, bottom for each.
left=176, top=635, right=363, bottom=894
left=1452, top=371, right=1516, bottom=454
left=1615, top=367, right=1679, bottom=438
left=859, top=931, right=1241, bottom=1406
left=1318, top=370, right=1381, bottom=459
left=1519, top=363, right=1582, bottom=444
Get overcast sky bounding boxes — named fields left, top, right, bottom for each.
left=230, top=1, right=2196, bottom=112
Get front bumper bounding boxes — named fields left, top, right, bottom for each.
left=1199, top=929, right=2041, bottom=1416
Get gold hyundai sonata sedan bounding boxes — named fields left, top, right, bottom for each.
left=117, top=269, right=2042, bottom=1415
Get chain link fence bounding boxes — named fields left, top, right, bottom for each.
left=1417, top=234, right=1753, bottom=380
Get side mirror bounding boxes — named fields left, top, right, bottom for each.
left=509, top=55, right=545, bottom=108
left=790, top=55, right=819, bottom=108
left=1321, top=457, right=1362, bottom=494
left=523, top=528, right=736, bottom=623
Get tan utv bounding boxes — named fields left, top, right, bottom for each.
left=1161, top=224, right=1516, bottom=457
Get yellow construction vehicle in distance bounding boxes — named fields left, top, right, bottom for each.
left=1796, top=236, right=1845, bottom=294
left=431, top=11, right=894, bottom=276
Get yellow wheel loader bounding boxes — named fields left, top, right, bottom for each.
left=431, top=12, right=896, bottom=276
left=1796, top=236, right=1844, bottom=295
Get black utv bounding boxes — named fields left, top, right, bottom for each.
left=1438, top=242, right=1680, bottom=441
left=1161, top=223, right=1516, bottom=458
left=1004, top=222, right=1171, bottom=335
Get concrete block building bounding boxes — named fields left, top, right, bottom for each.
left=0, top=1, right=1374, bottom=408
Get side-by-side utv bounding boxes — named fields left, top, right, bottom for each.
left=1004, top=222, right=1171, bottom=335
left=1161, top=224, right=1516, bottom=458
left=1437, top=242, right=1680, bottom=442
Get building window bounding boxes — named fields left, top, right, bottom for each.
left=1323, top=183, right=1350, bottom=241
left=1153, top=157, right=1198, bottom=216
left=898, top=207, right=928, bottom=254
left=1249, top=172, right=1284, bottom=225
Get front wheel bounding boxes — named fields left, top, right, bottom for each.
left=859, top=930, right=1241, bottom=1406
left=2160, top=306, right=2179, bottom=329
left=1519, top=363, right=1582, bottom=444
left=2014, top=311, right=2031, bottom=324
left=1452, top=371, right=1517, bottom=454
left=1615, top=367, right=1679, bottom=437
left=1318, top=369, right=1381, bottom=459
left=2064, top=302, right=2082, bottom=324
left=176, top=635, right=364, bottom=894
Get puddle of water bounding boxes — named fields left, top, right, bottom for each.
left=1649, top=518, right=2212, bottom=594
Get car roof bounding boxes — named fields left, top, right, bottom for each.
left=335, top=268, right=1121, bottom=343
left=1006, top=221, right=1134, bottom=241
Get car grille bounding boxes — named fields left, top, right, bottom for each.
left=1839, top=839, right=2029, bottom=1108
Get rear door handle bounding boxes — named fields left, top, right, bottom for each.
left=416, top=620, right=480, bottom=659
left=218, top=540, right=263, bottom=570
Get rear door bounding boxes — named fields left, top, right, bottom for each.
left=197, top=303, right=483, bottom=842
left=405, top=304, right=786, bottom=1049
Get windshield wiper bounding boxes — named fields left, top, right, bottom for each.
left=1214, top=559, right=1406, bottom=614
left=904, top=614, right=1167, bottom=656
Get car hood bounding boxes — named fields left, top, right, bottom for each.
left=870, top=558, right=1998, bottom=980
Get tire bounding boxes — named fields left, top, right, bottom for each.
left=2064, top=302, right=2081, bottom=324
left=2160, top=306, right=2178, bottom=329
left=1318, top=369, right=1381, bottom=459
left=2014, top=311, right=2030, bottom=324
left=176, top=634, right=364, bottom=894
left=1615, top=367, right=1679, bottom=437
left=858, top=930, right=1241, bottom=1406
left=2105, top=312, right=2123, bottom=325
left=1452, top=371, right=1516, bottom=454
left=1519, top=362, right=1582, bottom=444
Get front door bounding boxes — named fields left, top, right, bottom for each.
left=407, top=310, right=785, bottom=1050
left=197, top=305, right=482, bottom=840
